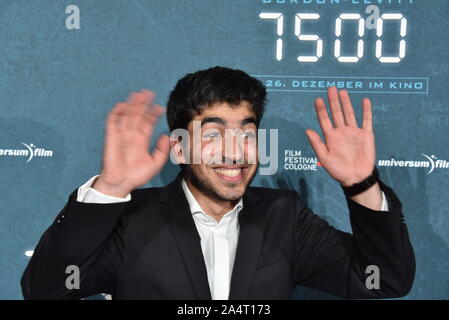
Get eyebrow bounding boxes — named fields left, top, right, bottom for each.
left=241, top=117, right=257, bottom=126
left=200, top=117, right=257, bottom=127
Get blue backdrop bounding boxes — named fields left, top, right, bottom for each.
left=1, top=0, right=448, bottom=299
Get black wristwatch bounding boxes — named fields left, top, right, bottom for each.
left=341, top=167, right=379, bottom=197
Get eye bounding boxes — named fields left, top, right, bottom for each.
left=240, top=131, right=257, bottom=139
left=203, top=132, right=222, bottom=139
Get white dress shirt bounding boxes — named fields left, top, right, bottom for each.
left=181, top=179, right=243, bottom=300
left=76, top=174, right=389, bottom=300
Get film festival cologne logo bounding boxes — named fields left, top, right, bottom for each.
left=0, top=142, right=54, bottom=162
left=284, top=149, right=322, bottom=172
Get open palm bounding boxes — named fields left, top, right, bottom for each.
left=306, top=87, right=376, bottom=187
left=95, top=90, right=170, bottom=197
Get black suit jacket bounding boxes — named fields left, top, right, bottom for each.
left=21, top=174, right=415, bottom=299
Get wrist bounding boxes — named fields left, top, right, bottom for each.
left=349, top=182, right=383, bottom=211
left=340, top=167, right=379, bottom=197
left=340, top=175, right=369, bottom=188
left=92, top=176, right=132, bottom=198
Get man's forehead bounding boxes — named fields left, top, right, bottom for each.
left=194, top=101, right=256, bottom=120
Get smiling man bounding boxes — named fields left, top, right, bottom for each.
left=21, top=66, right=415, bottom=300
left=176, top=100, right=259, bottom=220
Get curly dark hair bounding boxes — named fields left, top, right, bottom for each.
left=166, top=66, right=267, bottom=131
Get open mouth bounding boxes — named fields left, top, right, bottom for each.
left=212, top=166, right=247, bottom=182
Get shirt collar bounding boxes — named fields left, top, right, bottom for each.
left=181, top=178, right=243, bottom=218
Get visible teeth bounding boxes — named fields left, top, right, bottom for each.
left=215, top=168, right=242, bottom=177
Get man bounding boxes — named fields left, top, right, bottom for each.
left=21, top=66, right=415, bottom=300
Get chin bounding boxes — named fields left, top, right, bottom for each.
left=208, top=165, right=255, bottom=201
left=186, top=164, right=257, bottom=201
left=214, top=184, right=246, bottom=201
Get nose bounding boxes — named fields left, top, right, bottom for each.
left=223, top=130, right=244, bottom=164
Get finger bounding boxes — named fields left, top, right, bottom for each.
left=143, top=104, right=166, bottom=123
left=125, top=97, right=163, bottom=133
left=127, top=90, right=155, bottom=106
left=140, top=89, right=156, bottom=105
left=362, top=97, right=373, bottom=131
left=151, top=134, right=171, bottom=167
left=147, top=104, right=166, bottom=119
left=314, top=97, right=333, bottom=135
left=305, top=129, right=328, bottom=161
left=112, top=100, right=148, bottom=132
left=339, top=89, right=358, bottom=127
left=121, top=102, right=144, bottom=131
left=327, top=86, right=345, bottom=127
left=137, top=104, right=166, bottom=135
left=107, top=102, right=132, bottom=132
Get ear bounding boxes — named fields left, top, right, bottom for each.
left=169, top=135, right=187, bottom=165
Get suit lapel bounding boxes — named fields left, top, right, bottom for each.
left=159, top=174, right=266, bottom=300
left=228, top=188, right=265, bottom=300
left=158, top=174, right=212, bottom=300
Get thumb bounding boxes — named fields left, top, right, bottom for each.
left=305, top=129, right=328, bottom=161
left=151, top=134, right=170, bottom=167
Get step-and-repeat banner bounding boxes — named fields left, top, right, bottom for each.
left=1, top=0, right=448, bottom=299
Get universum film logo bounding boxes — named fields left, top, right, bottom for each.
left=0, top=143, right=53, bottom=162
left=378, top=154, right=449, bottom=175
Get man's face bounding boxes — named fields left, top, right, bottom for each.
left=184, top=101, right=258, bottom=202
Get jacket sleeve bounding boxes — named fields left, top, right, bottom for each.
left=293, top=180, right=415, bottom=299
left=21, top=189, right=130, bottom=300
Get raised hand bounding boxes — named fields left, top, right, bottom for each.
left=305, top=87, right=376, bottom=187
left=92, top=90, right=170, bottom=197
